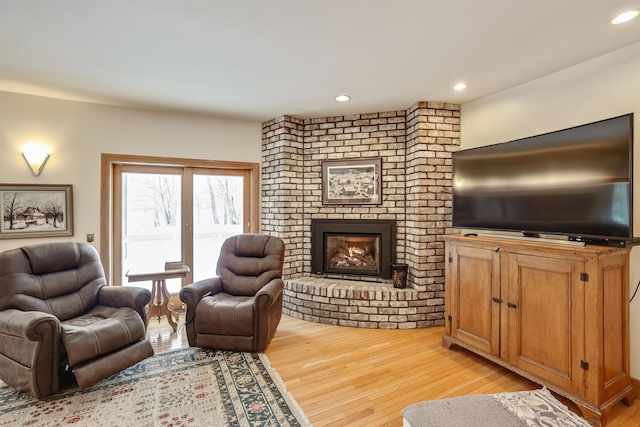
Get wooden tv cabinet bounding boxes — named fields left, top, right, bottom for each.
left=442, top=234, right=633, bottom=426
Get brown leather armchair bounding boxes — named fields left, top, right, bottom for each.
left=0, top=242, right=154, bottom=399
left=179, top=234, right=285, bottom=352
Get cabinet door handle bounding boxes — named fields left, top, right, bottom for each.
left=507, top=302, right=517, bottom=308
left=492, top=297, right=503, bottom=303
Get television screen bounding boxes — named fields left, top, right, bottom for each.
left=452, top=114, right=634, bottom=242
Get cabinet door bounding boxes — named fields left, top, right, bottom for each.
left=506, top=253, right=585, bottom=394
left=449, top=245, right=501, bottom=356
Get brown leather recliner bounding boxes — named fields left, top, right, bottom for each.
left=179, top=234, right=285, bottom=352
left=0, top=242, right=154, bottom=399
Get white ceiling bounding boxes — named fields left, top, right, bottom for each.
left=1, top=0, right=639, bottom=122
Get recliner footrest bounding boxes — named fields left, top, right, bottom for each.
left=73, top=339, right=154, bottom=389
left=61, top=306, right=146, bottom=367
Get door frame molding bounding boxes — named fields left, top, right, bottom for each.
left=100, top=153, right=260, bottom=284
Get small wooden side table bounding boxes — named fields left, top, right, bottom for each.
left=126, top=266, right=190, bottom=333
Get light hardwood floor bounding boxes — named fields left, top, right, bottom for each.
left=148, top=314, right=640, bottom=427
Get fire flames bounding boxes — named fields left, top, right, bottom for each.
left=330, top=245, right=376, bottom=270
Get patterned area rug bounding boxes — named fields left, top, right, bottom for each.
left=0, top=348, right=312, bottom=427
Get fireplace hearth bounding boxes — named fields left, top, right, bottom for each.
left=311, top=219, right=396, bottom=279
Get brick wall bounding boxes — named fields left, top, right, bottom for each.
left=261, top=101, right=460, bottom=328
left=261, top=115, right=304, bottom=277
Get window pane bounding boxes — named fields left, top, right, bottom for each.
left=122, top=172, right=182, bottom=293
left=193, top=174, right=243, bottom=282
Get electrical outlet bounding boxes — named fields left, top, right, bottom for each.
left=87, top=232, right=94, bottom=242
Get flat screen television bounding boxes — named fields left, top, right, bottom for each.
left=452, top=113, right=634, bottom=245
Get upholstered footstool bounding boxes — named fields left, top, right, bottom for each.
left=402, top=388, right=591, bottom=427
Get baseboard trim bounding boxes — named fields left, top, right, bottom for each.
left=631, top=377, right=639, bottom=399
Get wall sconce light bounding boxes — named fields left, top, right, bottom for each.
left=22, top=142, right=50, bottom=176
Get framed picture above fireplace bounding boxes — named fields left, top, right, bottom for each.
left=322, top=157, right=382, bottom=205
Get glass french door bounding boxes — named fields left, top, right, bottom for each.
left=191, top=169, right=245, bottom=282
left=113, top=164, right=251, bottom=293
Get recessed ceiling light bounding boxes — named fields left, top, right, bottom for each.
left=335, top=95, right=351, bottom=102
left=612, top=9, right=639, bottom=24
left=453, top=83, right=467, bottom=91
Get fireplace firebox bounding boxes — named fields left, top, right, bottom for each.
left=311, top=219, right=396, bottom=279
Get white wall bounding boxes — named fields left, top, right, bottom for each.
left=460, top=42, right=640, bottom=377
left=0, top=92, right=262, bottom=253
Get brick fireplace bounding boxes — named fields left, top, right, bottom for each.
left=261, top=101, right=460, bottom=329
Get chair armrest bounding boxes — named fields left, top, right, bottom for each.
left=0, top=309, right=59, bottom=341
left=0, top=309, right=60, bottom=398
left=255, top=278, right=284, bottom=307
left=98, top=286, right=152, bottom=326
left=179, top=277, right=223, bottom=308
left=179, top=277, right=222, bottom=347
left=255, top=279, right=285, bottom=352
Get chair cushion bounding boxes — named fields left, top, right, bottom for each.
left=217, top=234, right=285, bottom=296
left=0, top=243, right=106, bottom=321
left=60, top=306, right=146, bottom=367
left=195, top=293, right=254, bottom=337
